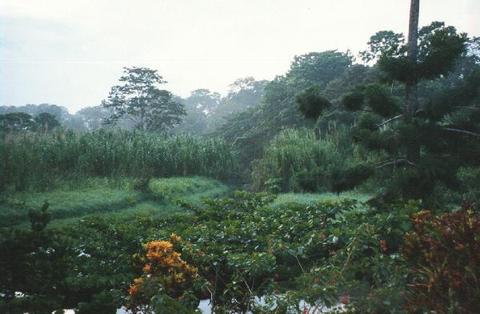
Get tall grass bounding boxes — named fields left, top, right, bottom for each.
left=148, top=176, right=230, bottom=203
left=0, top=130, right=237, bottom=192
left=251, top=128, right=360, bottom=192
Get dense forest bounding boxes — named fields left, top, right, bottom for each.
left=1, top=1, right=480, bottom=313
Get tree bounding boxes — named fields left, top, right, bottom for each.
left=34, top=112, right=60, bottom=132
left=102, top=67, right=186, bottom=131
left=217, top=51, right=353, bottom=174
left=225, top=77, right=268, bottom=112
left=73, top=105, right=113, bottom=131
left=299, top=18, right=478, bottom=205
left=405, top=0, right=420, bottom=162
left=347, top=22, right=474, bottom=204
left=288, top=51, right=353, bottom=89
left=0, top=112, right=36, bottom=133
left=0, top=203, right=69, bottom=313
left=173, top=89, right=221, bottom=135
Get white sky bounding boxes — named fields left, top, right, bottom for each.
left=1, top=0, right=479, bottom=113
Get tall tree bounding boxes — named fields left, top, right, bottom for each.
left=0, top=112, right=36, bottom=133
left=406, top=0, right=420, bottom=162
left=34, top=112, right=60, bottom=133
left=224, top=77, right=268, bottom=112
left=102, top=67, right=186, bottom=131
left=300, top=19, right=476, bottom=205
left=173, top=89, right=220, bottom=135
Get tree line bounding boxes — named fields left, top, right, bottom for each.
left=1, top=12, right=479, bottom=206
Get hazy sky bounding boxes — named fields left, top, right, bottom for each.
left=1, top=0, right=479, bottom=112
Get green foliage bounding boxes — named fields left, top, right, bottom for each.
left=0, top=130, right=237, bottom=192
left=252, top=128, right=358, bottom=192
left=296, top=86, right=332, bottom=121
left=175, top=78, right=268, bottom=136
left=0, top=204, right=70, bottom=313
left=225, top=77, right=268, bottom=112
left=360, top=30, right=405, bottom=63
left=218, top=50, right=354, bottom=174
left=102, top=67, right=186, bottom=131
left=341, top=89, right=364, bottom=111
left=327, top=24, right=480, bottom=205
left=377, top=22, right=468, bottom=84
left=331, top=164, right=374, bottom=194
left=28, top=201, right=51, bottom=232
left=173, top=89, right=220, bottom=135
left=0, top=176, right=230, bottom=228
left=3, top=186, right=474, bottom=313
left=364, top=84, right=400, bottom=117
left=0, top=178, right=142, bottom=227
left=289, top=51, right=353, bottom=88
left=456, top=167, right=480, bottom=207
left=357, top=112, right=383, bottom=131
left=417, top=22, right=468, bottom=80
left=34, top=112, right=61, bottom=132
left=271, top=191, right=372, bottom=208
left=0, top=112, right=36, bottom=133
left=148, top=177, right=230, bottom=204
left=1, top=15, right=479, bottom=314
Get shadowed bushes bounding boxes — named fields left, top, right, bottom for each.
left=251, top=128, right=365, bottom=193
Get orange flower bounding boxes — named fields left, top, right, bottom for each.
left=170, top=233, right=182, bottom=243
left=145, top=240, right=173, bottom=252
left=129, top=238, right=199, bottom=308
left=143, top=263, right=152, bottom=273
left=128, top=277, right=144, bottom=296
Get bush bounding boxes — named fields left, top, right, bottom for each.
left=251, top=128, right=362, bottom=193
left=403, top=209, right=480, bottom=313
left=128, top=235, right=201, bottom=313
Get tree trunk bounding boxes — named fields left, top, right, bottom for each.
left=406, top=0, right=419, bottom=116
left=406, top=0, right=420, bottom=162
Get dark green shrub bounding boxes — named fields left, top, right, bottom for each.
left=403, top=209, right=480, bottom=313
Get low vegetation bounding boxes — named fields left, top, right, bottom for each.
left=3, top=191, right=479, bottom=313
left=0, top=177, right=230, bottom=228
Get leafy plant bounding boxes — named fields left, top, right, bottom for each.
left=403, top=209, right=480, bottom=313
left=128, top=235, right=201, bottom=313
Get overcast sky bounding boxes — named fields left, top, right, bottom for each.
left=1, top=0, right=479, bottom=112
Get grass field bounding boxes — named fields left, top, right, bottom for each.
left=0, top=177, right=231, bottom=228
left=1, top=176, right=372, bottom=229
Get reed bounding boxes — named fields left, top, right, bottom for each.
left=0, top=130, right=237, bottom=192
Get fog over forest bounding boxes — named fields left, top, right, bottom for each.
left=1, top=0, right=478, bottom=111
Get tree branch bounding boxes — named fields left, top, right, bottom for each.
left=377, top=114, right=403, bottom=128
left=376, top=158, right=416, bottom=168
left=444, top=127, right=480, bottom=138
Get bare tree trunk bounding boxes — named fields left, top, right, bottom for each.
left=406, top=0, right=420, bottom=161
left=406, top=0, right=419, bottom=116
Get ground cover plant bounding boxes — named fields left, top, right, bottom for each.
left=3, top=191, right=478, bottom=313
left=0, top=177, right=230, bottom=229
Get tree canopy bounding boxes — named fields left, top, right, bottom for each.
left=298, top=21, right=480, bottom=205
left=102, top=67, right=186, bottom=132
